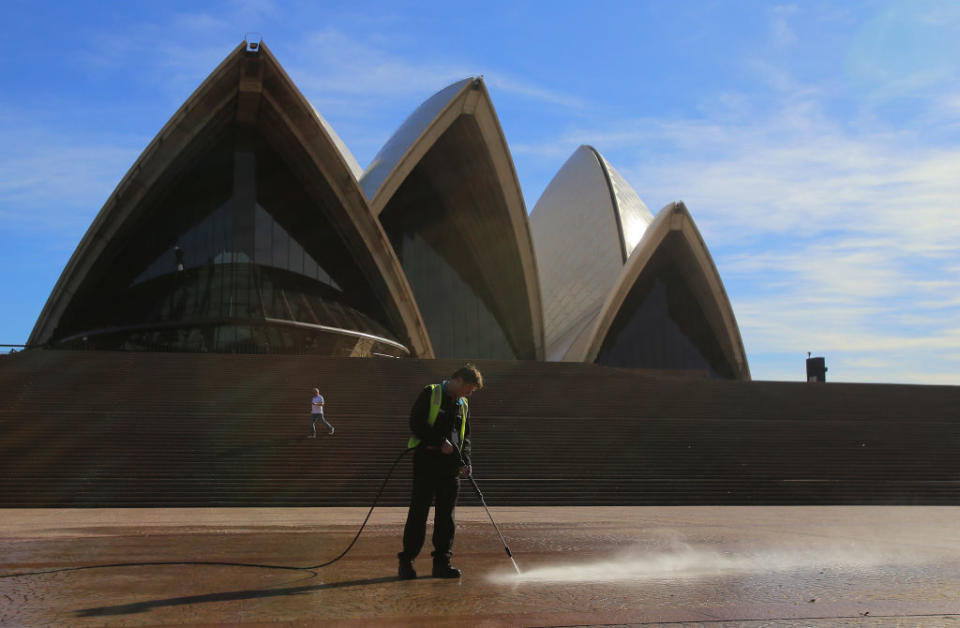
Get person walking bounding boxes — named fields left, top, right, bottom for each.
left=397, top=364, right=483, bottom=580
left=309, top=388, right=335, bottom=438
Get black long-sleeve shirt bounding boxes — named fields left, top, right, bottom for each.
left=409, top=383, right=471, bottom=467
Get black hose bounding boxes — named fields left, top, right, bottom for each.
left=301, top=446, right=415, bottom=569
left=0, top=447, right=416, bottom=580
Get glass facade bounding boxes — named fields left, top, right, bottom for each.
left=134, top=203, right=341, bottom=292
left=596, top=234, right=736, bottom=378
left=378, top=116, right=534, bottom=360
left=52, top=125, right=406, bottom=357
left=387, top=227, right=515, bottom=359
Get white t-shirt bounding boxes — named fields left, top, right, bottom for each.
left=311, top=394, right=324, bottom=414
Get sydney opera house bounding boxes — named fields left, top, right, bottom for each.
left=5, top=40, right=959, bottom=512
left=27, top=40, right=748, bottom=380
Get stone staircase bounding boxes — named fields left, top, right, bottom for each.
left=1, top=350, right=958, bottom=506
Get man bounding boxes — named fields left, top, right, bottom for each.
left=398, top=364, right=483, bottom=580
left=309, top=388, right=335, bottom=438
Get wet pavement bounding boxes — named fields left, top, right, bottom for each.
left=1, top=506, right=959, bottom=626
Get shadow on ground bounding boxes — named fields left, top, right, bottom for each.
left=74, top=575, right=399, bottom=617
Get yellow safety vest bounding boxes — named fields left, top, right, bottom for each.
left=407, top=382, right=468, bottom=451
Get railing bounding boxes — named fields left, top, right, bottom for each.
left=0, top=342, right=407, bottom=357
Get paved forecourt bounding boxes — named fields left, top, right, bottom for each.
left=2, top=507, right=959, bottom=626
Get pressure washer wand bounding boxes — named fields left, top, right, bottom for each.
left=457, top=451, right=521, bottom=575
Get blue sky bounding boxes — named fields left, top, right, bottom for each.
left=2, top=0, right=959, bottom=384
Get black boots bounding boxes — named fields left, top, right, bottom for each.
left=431, top=557, right=461, bottom=579
left=397, top=554, right=417, bottom=580
left=398, top=553, right=461, bottom=579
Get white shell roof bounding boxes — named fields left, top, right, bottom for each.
left=529, top=145, right=653, bottom=361
left=578, top=201, right=750, bottom=379
left=359, top=78, right=474, bottom=199
left=311, top=104, right=363, bottom=180
left=594, top=151, right=654, bottom=255
left=353, top=75, right=545, bottom=359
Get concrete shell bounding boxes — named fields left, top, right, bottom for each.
left=577, top=201, right=751, bottom=379
left=28, top=42, right=433, bottom=357
left=359, top=78, right=473, bottom=200
left=529, top=145, right=653, bottom=361
left=311, top=104, right=364, bottom=180
left=359, top=78, right=544, bottom=360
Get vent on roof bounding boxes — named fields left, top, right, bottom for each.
left=244, top=33, right=262, bottom=53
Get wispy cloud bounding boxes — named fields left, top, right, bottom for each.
left=228, top=0, right=279, bottom=23
left=845, top=0, right=960, bottom=102
left=770, top=5, right=799, bottom=47
left=484, top=75, right=587, bottom=109
left=75, top=10, right=246, bottom=102
left=0, top=113, right=141, bottom=231
left=275, top=26, right=590, bottom=166
left=283, top=28, right=471, bottom=98
left=280, top=28, right=587, bottom=112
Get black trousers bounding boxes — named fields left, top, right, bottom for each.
left=400, top=449, right=460, bottom=562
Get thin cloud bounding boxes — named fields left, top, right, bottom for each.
left=770, top=5, right=799, bottom=48
left=282, top=28, right=586, bottom=111
left=0, top=118, right=140, bottom=231
left=285, top=28, right=472, bottom=97
left=76, top=17, right=239, bottom=101
left=484, top=74, right=587, bottom=109
left=845, top=1, right=960, bottom=102
left=228, top=0, right=279, bottom=22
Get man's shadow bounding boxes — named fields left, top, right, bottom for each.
left=74, top=575, right=400, bottom=618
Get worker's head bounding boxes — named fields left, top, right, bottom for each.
left=448, top=363, right=483, bottom=398
left=312, top=387, right=320, bottom=395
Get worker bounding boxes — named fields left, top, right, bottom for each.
left=397, top=364, right=483, bottom=580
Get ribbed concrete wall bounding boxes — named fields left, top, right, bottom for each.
left=1, top=351, right=958, bottom=506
